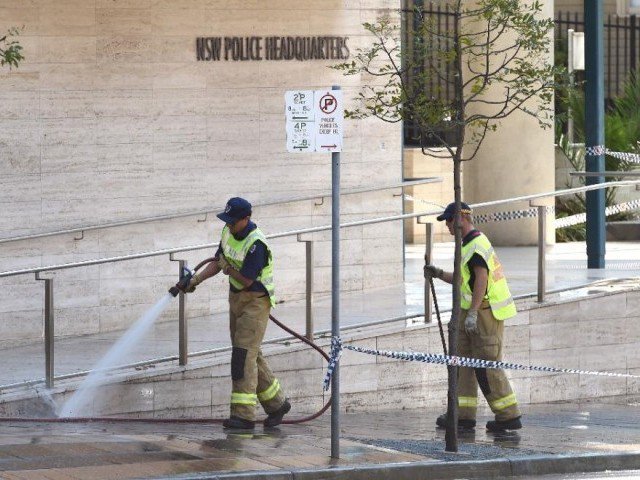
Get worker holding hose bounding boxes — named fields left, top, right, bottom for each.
left=425, top=202, right=522, bottom=433
left=182, top=197, right=290, bottom=430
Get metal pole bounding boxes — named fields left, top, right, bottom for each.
left=537, top=206, right=546, bottom=303
left=36, top=273, right=55, bottom=388
left=423, top=222, right=433, bottom=323
left=178, top=260, right=188, bottom=366
left=567, top=29, right=575, bottom=146
left=330, top=85, right=341, bottom=459
left=305, top=240, right=314, bottom=340
left=170, top=254, right=188, bottom=366
left=584, top=0, right=606, bottom=269
left=631, top=15, right=637, bottom=75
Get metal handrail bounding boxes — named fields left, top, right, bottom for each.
left=1, top=179, right=638, bottom=279
left=0, top=277, right=617, bottom=393
left=570, top=171, right=640, bottom=177
left=0, top=178, right=440, bottom=245
left=3, top=178, right=640, bottom=390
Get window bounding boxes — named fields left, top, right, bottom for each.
left=617, top=0, right=640, bottom=16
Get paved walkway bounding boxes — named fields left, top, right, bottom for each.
left=1, top=241, right=640, bottom=387
left=0, top=401, right=638, bottom=479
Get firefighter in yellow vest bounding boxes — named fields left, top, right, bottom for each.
left=185, top=197, right=290, bottom=430
left=425, top=202, right=522, bottom=432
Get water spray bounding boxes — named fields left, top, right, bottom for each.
left=12, top=257, right=332, bottom=425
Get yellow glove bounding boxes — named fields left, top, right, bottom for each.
left=185, top=273, right=201, bottom=293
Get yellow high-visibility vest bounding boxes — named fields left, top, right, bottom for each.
left=460, top=233, right=516, bottom=320
left=220, top=225, right=275, bottom=307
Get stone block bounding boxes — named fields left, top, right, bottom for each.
left=504, top=324, right=530, bottom=352
left=91, top=381, right=155, bottom=416
left=0, top=90, right=39, bottom=119
left=578, top=294, right=628, bottom=321
left=577, top=318, right=628, bottom=347
left=528, top=300, right=577, bottom=325
left=39, top=36, right=96, bottom=64
left=153, top=377, right=213, bottom=411
left=530, top=347, right=580, bottom=374
left=626, top=290, right=640, bottom=317
left=38, top=6, right=96, bottom=36
left=530, top=374, right=580, bottom=403
left=94, top=89, right=153, bottom=117
left=97, top=8, right=154, bottom=35
left=530, top=322, right=577, bottom=351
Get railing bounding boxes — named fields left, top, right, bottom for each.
left=1, top=179, right=639, bottom=390
left=0, top=178, right=439, bottom=245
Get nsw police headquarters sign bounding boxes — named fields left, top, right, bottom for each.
left=196, top=36, right=350, bottom=61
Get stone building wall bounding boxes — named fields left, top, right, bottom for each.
left=0, top=0, right=403, bottom=346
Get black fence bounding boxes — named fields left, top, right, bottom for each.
left=555, top=11, right=639, bottom=106
left=402, top=3, right=457, bottom=148
left=403, top=8, right=640, bottom=147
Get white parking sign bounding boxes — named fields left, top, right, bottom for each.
left=314, top=90, right=343, bottom=153
left=285, top=89, right=343, bottom=153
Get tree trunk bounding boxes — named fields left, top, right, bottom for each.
left=445, top=156, right=463, bottom=452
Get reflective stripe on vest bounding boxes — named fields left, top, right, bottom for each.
left=257, top=379, right=281, bottom=402
left=489, top=393, right=518, bottom=411
left=230, top=392, right=258, bottom=406
left=458, top=396, right=478, bottom=408
left=461, top=233, right=516, bottom=320
left=220, top=225, right=276, bottom=307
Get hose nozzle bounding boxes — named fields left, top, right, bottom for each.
left=169, top=266, right=194, bottom=297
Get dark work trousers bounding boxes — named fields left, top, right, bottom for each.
left=457, top=301, right=521, bottom=422
left=228, top=291, right=286, bottom=421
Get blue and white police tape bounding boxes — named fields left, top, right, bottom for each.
left=323, top=336, right=343, bottom=390
left=473, top=206, right=554, bottom=224
left=322, top=337, right=640, bottom=391
left=404, top=194, right=639, bottom=229
left=585, top=145, right=640, bottom=164
left=555, top=198, right=640, bottom=228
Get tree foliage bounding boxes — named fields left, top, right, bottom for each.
left=333, top=0, right=565, bottom=161
left=0, top=27, right=24, bottom=69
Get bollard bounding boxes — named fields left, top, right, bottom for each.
left=537, top=206, right=547, bottom=303
left=418, top=220, right=434, bottom=323
left=170, top=255, right=188, bottom=366
left=36, top=273, right=55, bottom=388
left=297, top=235, right=315, bottom=342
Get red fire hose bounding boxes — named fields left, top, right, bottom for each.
left=0, top=257, right=332, bottom=425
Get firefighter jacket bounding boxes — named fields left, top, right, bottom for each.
left=460, top=233, right=516, bottom=320
left=220, top=225, right=276, bottom=307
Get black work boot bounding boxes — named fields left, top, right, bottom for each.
left=436, top=414, right=476, bottom=430
left=486, top=416, right=522, bottom=432
left=223, top=416, right=255, bottom=430
left=263, top=399, right=291, bottom=428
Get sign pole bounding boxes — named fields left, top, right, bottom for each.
left=285, top=86, right=343, bottom=458
left=330, top=85, right=341, bottom=459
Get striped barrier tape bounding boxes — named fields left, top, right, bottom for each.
left=585, top=145, right=640, bottom=164
left=404, top=195, right=639, bottom=229
left=473, top=206, right=554, bottom=224
left=555, top=198, right=640, bottom=228
left=322, top=336, right=640, bottom=391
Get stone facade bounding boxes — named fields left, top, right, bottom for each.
left=2, top=281, right=638, bottom=418
left=0, top=1, right=403, bottom=345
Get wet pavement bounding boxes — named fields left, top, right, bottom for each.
left=0, top=401, right=637, bottom=479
